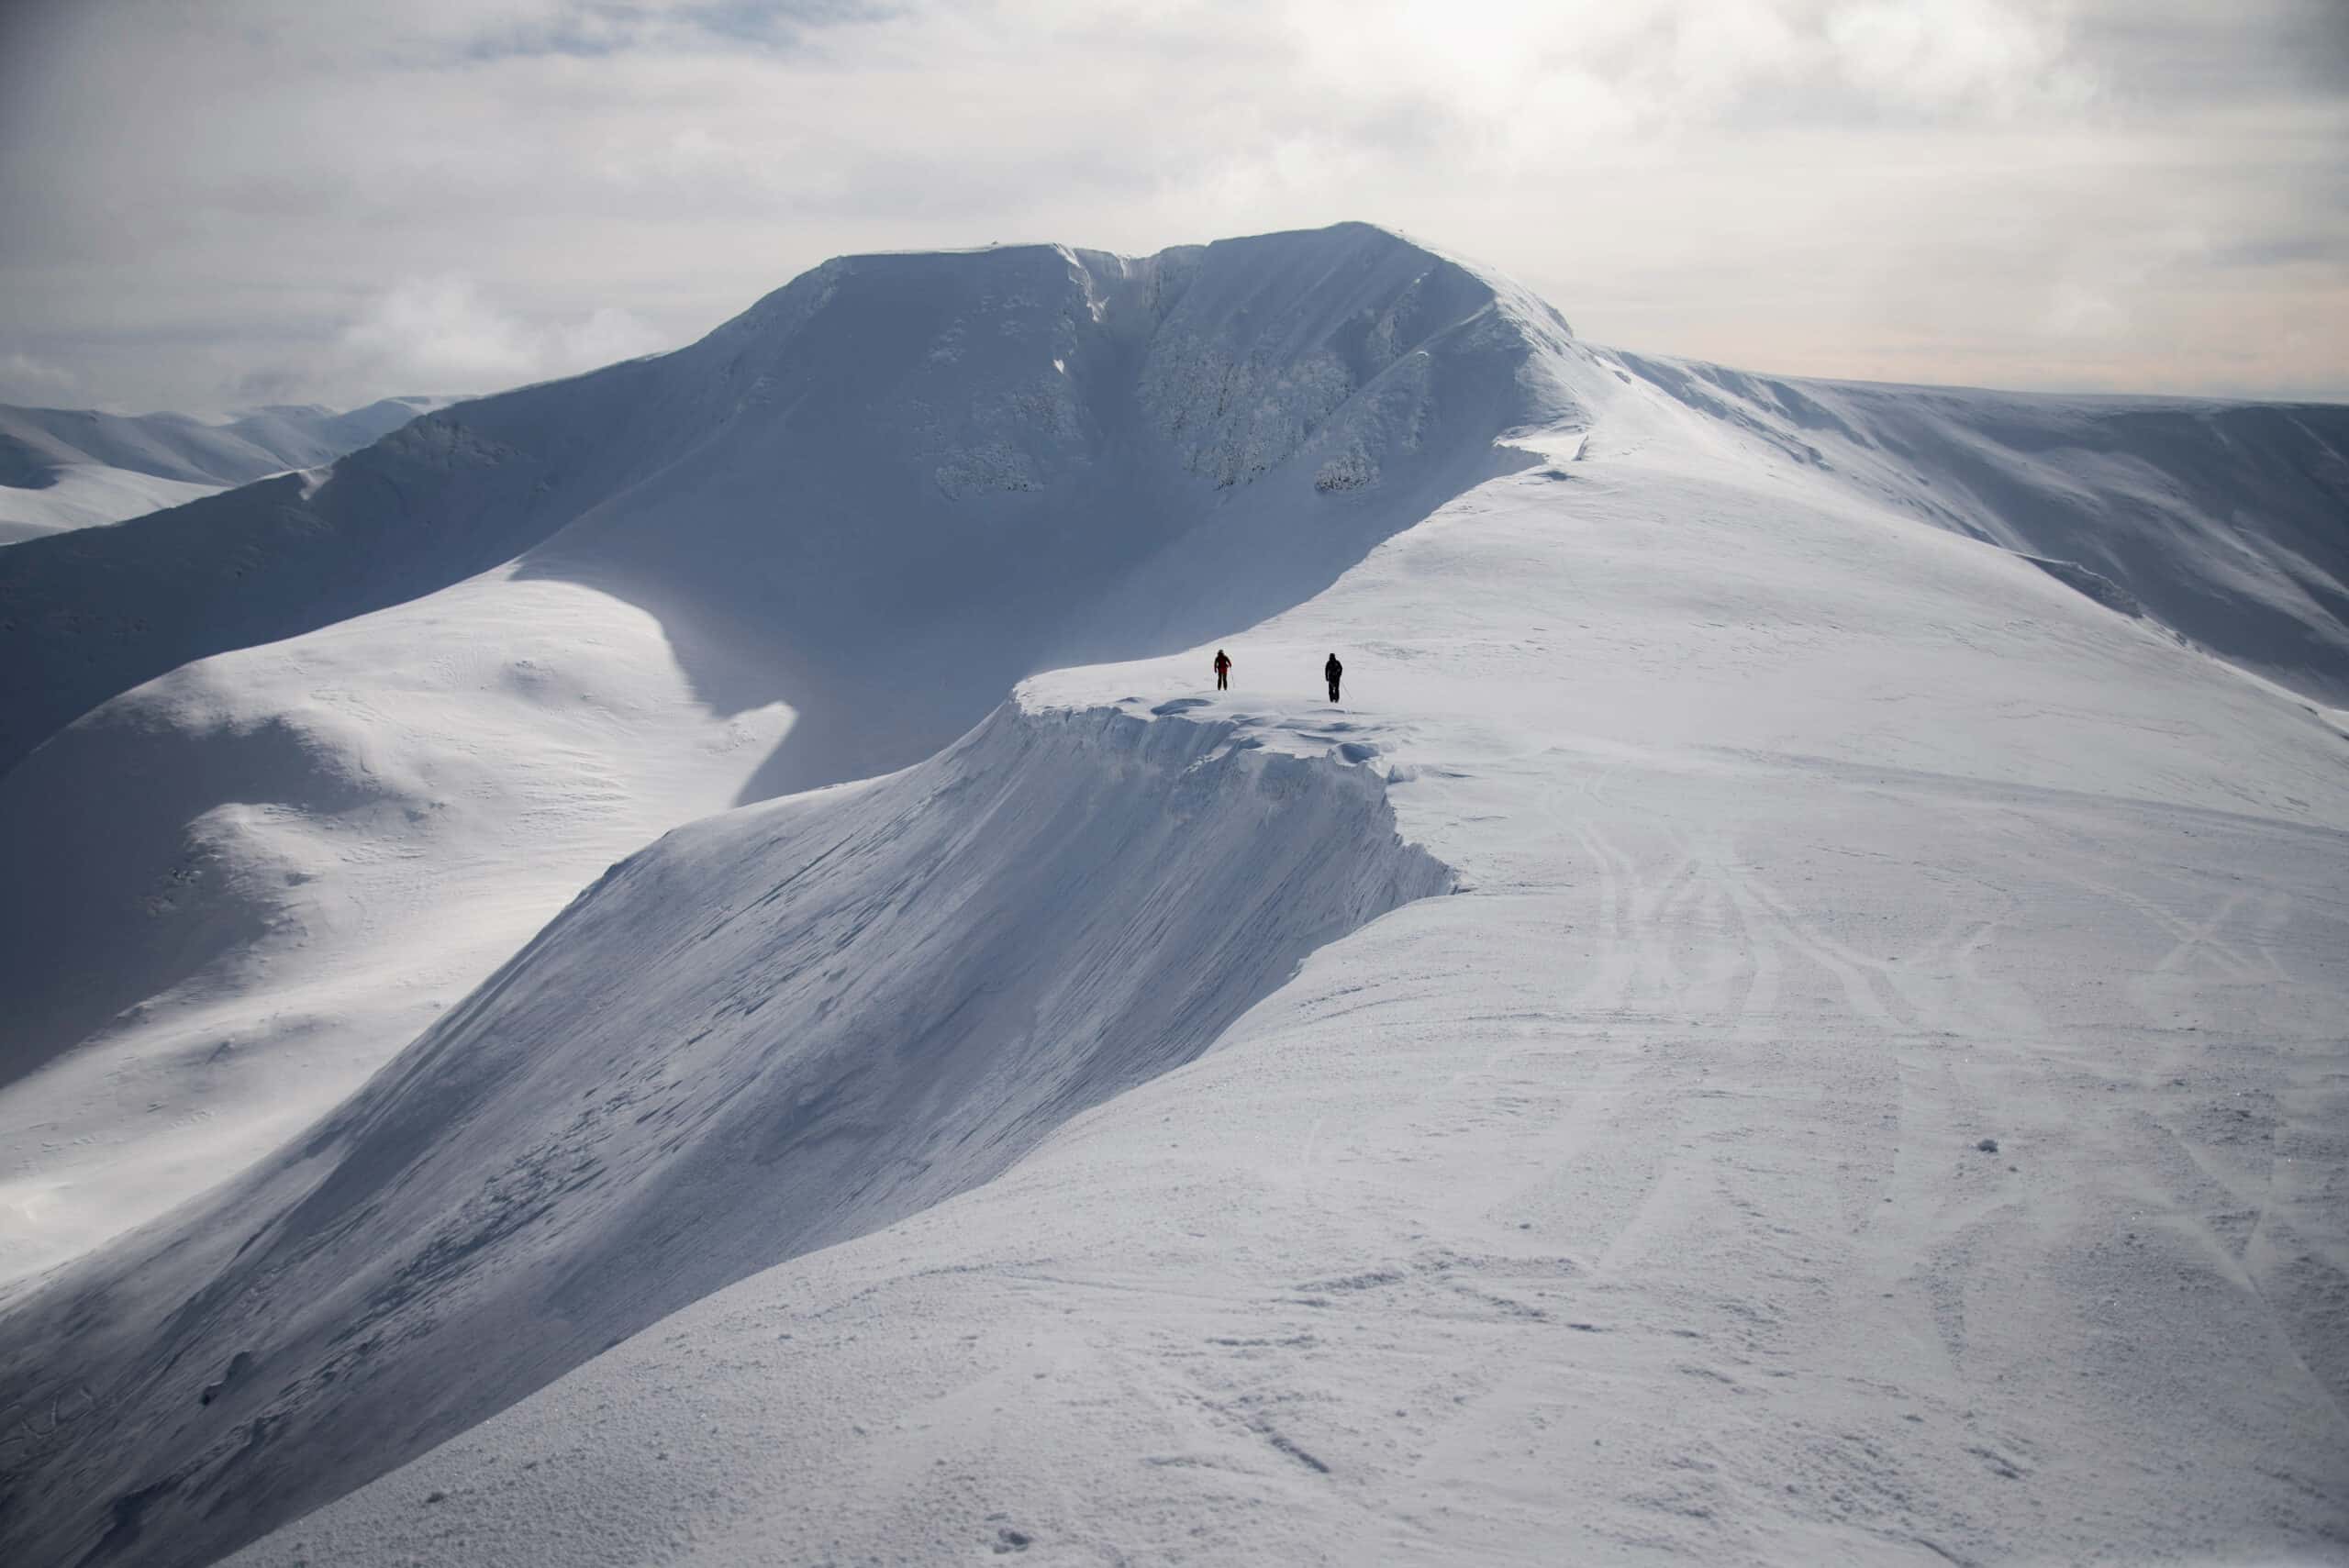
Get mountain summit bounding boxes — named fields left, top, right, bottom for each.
left=0, top=223, right=1581, bottom=790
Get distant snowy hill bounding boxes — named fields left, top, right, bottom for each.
left=1609, top=359, right=2349, bottom=705
left=0, top=398, right=442, bottom=544
left=2, top=225, right=2345, bottom=1568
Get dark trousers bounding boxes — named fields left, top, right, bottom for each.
left=1217, top=671, right=1229, bottom=689
left=1327, top=680, right=1341, bottom=702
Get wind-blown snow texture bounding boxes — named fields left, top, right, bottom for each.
left=0, top=704, right=1442, bottom=1568
left=3, top=224, right=2348, bottom=1568
left=0, top=225, right=1555, bottom=1281
left=0, top=398, right=440, bottom=544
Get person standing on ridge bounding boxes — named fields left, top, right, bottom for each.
left=1213, top=649, right=1232, bottom=691
left=1325, top=651, right=1343, bottom=704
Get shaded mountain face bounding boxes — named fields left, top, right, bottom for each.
left=0, top=398, right=442, bottom=544
left=0, top=223, right=1571, bottom=787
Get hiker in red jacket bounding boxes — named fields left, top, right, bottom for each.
left=1213, top=649, right=1232, bottom=691
left=1324, top=651, right=1343, bottom=704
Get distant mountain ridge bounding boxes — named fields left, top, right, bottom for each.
left=0, top=397, right=444, bottom=543
left=1609, top=357, right=2349, bottom=706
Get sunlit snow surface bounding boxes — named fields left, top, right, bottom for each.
left=231, top=409, right=2349, bottom=1568
left=2, top=226, right=2346, bottom=1567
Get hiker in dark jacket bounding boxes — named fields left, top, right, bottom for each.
left=1324, top=652, right=1343, bottom=704
left=1213, top=649, right=1232, bottom=691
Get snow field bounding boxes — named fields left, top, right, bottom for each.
left=0, top=466, right=226, bottom=544
left=222, top=414, right=2349, bottom=1563
left=232, top=765, right=2349, bottom=1566
left=0, top=699, right=1445, bottom=1568
left=1, top=223, right=2345, bottom=1565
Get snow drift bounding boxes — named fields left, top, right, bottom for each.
left=0, top=700, right=1446, bottom=1568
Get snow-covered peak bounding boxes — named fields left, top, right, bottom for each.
left=5, top=221, right=2348, bottom=1568
left=671, top=219, right=1571, bottom=503
left=3, top=225, right=1576, bottom=793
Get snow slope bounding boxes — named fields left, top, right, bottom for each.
left=0, top=399, right=441, bottom=544
left=0, top=702, right=1443, bottom=1568
left=1610, top=358, right=2349, bottom=706
left=0, top=224, right=1565, bottom=1283
left=3, top=227, right=2347, bottom=1567
left=223, top=404, right=2349, bottom=1568
left=0, top=566, right=790, bottom=1283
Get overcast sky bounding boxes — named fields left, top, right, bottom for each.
left=1, top=0, right=2342, bottom=414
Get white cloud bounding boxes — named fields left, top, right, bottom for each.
left=1824, top=0, right=2084, bottom=114
left=333, top=275, right=668, bottom=395
left=0, top=0, right=2342, bottom=409
left=338, top=276, right=542, bottom=391
left=0, top=350, right=80, bottom=404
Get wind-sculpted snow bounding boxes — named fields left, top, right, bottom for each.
left=0, top=702, right=1446, bottom=1568
left=1135, top=229, right=1510, bottom=491
left=219, top=435, right=2349, bottom=1568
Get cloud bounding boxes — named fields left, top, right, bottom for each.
left=0, top=0, right=2342, bottom=410
left=0, top=350, right=81, bottom=405
left=1824, top=0, right=2083, bottom=114
left=334, top=275, right=667, bottom=395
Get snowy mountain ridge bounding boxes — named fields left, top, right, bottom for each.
left=1, top=223, right=1564, bottom=1291
left=0, top=397, right=445, bottom=545
left=1606, top=356, right=2349, bottom=705
left=0, top=696, right=1450, bottom=1568
left=3, top=224, right=2346, bottom=1567
left=0, top=224, right=1561, bottom=784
